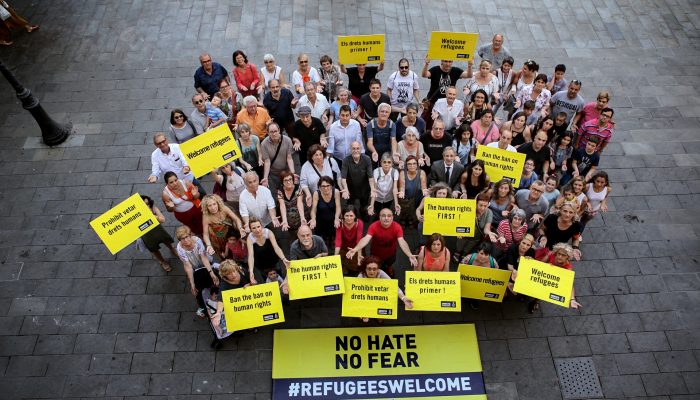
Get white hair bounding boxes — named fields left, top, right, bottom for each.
left=243, top=96, right=257, bottom=106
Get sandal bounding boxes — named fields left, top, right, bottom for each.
left=0, top=40, right=13, bottom=46
left=159, top=261, right=172, bottom=272
left=25, top=25, right=39, bottom=33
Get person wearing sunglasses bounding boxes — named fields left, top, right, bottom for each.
left=194, top=53, right=229, bottom=100
left=292, top=53, right=321, bottom=97
left=169, top=108, right=200, bottom=143
left=387, top=59, right=420, bottom=119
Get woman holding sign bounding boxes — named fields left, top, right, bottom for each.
left=246, top=217, right=289, bottom=285
left=415, top=233, right=451, bottom=272
left=528, top=243, right=582, bottom=312
left=357, top=256, right=413, bottom=322
left=162, top=171, right=204, bottom=236
left=453, top=193, right=498, bottom=263
left=201, top=194, right=245, bottom=259
left=335, top=205, right=364, bottom=274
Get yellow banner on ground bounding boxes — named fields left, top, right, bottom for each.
left=476, top=146, right=526, bottom=187
left=513, top=258, right=575, bottom=307
left=404, top=271, right=461, bottom=312
left=422, top=197, right=476, bottom=237
left=341, top=277, right=398, bottom=320
left=458, top=264, right=511, bottom=302
left=180, top=123, right=241, bottom=178
left=272, top=324, right=485, bottom=399
left=337, top=34, right=385, bottom=64
left=222, top=282, right=285, bottom=331
left=89, top=193, right=159, bottom=254
left=287, top=255, right=345, bottom=300
left=427, top=31, right=479, bottom=61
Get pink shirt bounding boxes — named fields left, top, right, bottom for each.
left=471, top=120, right=500, bottom=145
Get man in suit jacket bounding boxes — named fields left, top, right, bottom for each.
left=429, top=146, right=464, bottom=188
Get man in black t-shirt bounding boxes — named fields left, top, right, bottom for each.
left=357, top=79, right=391, bottom=128
left=292, top=106, right=327, bottom=162
left=340, top=62, right=385, bottom=100
left=517, top=131, right=551, bottom=178
left=420, top=118, right=453, bottom=171
left=421, top=57, right=472, bottom=103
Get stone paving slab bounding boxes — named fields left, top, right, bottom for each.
left=0, top=0, right=699, bottom=399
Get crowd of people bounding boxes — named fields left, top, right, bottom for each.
left=140, top=34, right=614, bottom=321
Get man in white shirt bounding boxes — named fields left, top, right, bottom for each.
left=239, top=172, right=280, bottom=230
left=327, top=105, right=363, bottom=166
left=486, top=129, right=517, bottom=152
left=147, top=133, right=193, bottom=183
left=296, top=82, right=330, bottom=126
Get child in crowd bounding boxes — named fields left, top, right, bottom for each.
left=517, top=159, right=538, bottom=191
left=223, top=229, right=247, bottom=265
left=542, top=176, right=561, bottom=206
left=549, top=131, right=574, bottom=179
left=552, top=183, right=580, bottom=217
left=547, top=64, right=568, bottom=94
left=562, top=136, right=600, bottom=185
left=205, top=93, right=228, bottom=130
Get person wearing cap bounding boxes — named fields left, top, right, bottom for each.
left=292, top=106, right=327, bottom=161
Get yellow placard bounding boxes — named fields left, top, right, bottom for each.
left=404, top=271, right=462, bottom=312
left=287, top=255, right=345, bottom=300
left=476, top=146, right=526, bottom=187
left=222, top=282, right=285, bottom=332
left=337, top=34, right=385, bottom=65
left=341, top=277, right=398, bottom=320
left=513, top=258, right=575, bottom=307
left=427, top=31, right=479, bottom=61
left=458, top=264, right=511, bottom=302
left=422, top=197, right=475, bottom=237
left=89, top=193, right=160, bottom=254
left=179, top=123, right=241, bottom=178
left=272, top=324, right=485, bottom=399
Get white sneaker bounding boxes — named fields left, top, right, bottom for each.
left=196, top=308, right=206, bottom=318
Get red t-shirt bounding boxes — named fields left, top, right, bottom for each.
left=367, top=221, right=403, bottom=262
left=546, top=252, right=573, bottom=270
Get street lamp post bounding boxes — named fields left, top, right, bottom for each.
left=0, top=58, right=71, bottom=146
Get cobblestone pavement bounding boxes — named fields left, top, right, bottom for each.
left=0, top=0, right=699, bottom=399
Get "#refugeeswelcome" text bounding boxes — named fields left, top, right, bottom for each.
left=186, top=136, right=232, bottom=158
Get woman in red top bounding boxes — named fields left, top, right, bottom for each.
left=415, top=233, right=451, bottom=272
left=231, top=50, right=260, bottom=98
left=334, top=205, right=364, bottom=275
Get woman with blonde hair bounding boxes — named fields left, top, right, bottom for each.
left=201, top=194, right=245, bottom=258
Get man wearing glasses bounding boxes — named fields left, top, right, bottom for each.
left=147, top=133, right=193, bottom=183
left=386, top=59, right=420, bottom=118
left=550, top=80, right=585, bottom=127
left=193, top=53, right=229, bottom=100
left=514, top=180, right=549, bottom=229
left=189, top=93, right=208, bottom=133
